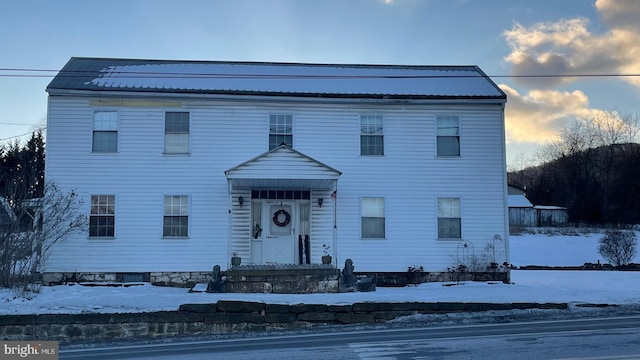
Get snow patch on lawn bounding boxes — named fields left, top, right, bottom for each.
left=1, top=230, right=639, bottom=315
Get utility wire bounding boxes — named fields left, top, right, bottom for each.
left=0, top=128, right=46, bottom=143
left=1, top=68, right=638, bottom=141
left=0, top=122, right=42, bottom=126
left=0, top=68, right=640, bottom=80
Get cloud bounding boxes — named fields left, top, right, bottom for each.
left=596, top=0, right=640, bottom=30
left=503, top=0, right=640, bottom=89
left=500, top=84, right=609, bottom=144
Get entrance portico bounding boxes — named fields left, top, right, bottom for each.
left=225, top=145, right=341, bottom=267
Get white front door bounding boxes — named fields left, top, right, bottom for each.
left=266, top=203, right=295, bottom=264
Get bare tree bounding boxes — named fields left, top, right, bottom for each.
left=620, top=112, right=640, bottom=144
left=598, top=230, right=637, bottom=267
left=0, top=182, right=86, bottom=296
left=522, top=112, right=640, bottom=224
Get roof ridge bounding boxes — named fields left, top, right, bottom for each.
left=67, top=57, right=480, bottom=71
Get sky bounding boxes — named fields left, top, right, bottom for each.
left=1, top=0, right=639, bottom=166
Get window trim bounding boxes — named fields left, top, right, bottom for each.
left=91, top=110, right=119, bottom=153
left=162, top=194, right=190, bottom=239
left=360, top=196, right=386, bottom=239
left=437, top=196, right=462, bottom=240
left=360, top=114, right=385, bottom=156
left=268, top=113, right=294, bottom=150
left=435, top=115, right=461, bottom=158
left=164, top=111, right=191, bottom=155
left=89, top=194, right=116, bottom=238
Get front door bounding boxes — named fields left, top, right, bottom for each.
left=266, top=202, right=295, bottom=264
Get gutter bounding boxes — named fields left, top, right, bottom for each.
left=46, top=89, right=507, bottom=106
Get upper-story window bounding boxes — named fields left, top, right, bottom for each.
left=165, top=112, right=190, bottom=154
left=92, top=111, right=118, bottom=152
left=436, top=115, right=460, bottom=157
left=360, top=115, right=384, bottom=156
left=269, top=114, right=292, bottom=150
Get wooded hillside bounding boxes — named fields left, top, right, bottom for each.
left=508, top=112, right=640, bottom=225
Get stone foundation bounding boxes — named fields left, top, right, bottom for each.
left=225, top=264, right=342, bottom=293
left=42, top=269, right=510, bottom=290
left=360, top=270, right=511, bottom=287
left=149, top=272, right=211, bottom=287
left=42, top=272, right=211, bottom=288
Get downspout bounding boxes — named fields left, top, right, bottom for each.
left=332, top=181, right=338, bottom=267
left=500, top=103, right=510, bottom=267
left=227, top=179, right=233, bottom=269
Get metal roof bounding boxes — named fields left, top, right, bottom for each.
left=47, top=57, right=506, bottom=100
left=508, top=195, right=534, bottom=208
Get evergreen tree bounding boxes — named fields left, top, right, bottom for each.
left=0, top=129, right=45, bottom=200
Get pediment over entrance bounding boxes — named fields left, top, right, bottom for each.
left=224, top=145, right=341, bottom=189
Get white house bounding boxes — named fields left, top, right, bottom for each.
left=43, top=57, right=509, bottom=285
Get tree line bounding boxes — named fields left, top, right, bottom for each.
left=508, top=112, right=640, bottom=226
left=0, top=130, right=45, bottom=203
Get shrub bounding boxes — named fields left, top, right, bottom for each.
left=0, top=183, right=86, bottom=296
left=598, top=230, right=638, bottom=267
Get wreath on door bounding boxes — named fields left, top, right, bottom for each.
left=272, top=209, right=291, bottom=227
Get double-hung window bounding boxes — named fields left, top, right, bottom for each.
left=163, top=195, right=188, bottom=237
left=165, top=112, right=190, bottom=154
left=436, top=115, right=460, bottom=156
left=361, top=197, right=385, bottom=238
left=438, top=197, right=461, bottom=239
left=89, top=195, right=115, bottom=237
left=92, top=111, right=118, bottom=152
left=269, top=114, right=292, bottom=150
left=360, top=115, right=384, bottom=156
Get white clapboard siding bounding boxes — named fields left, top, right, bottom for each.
left=45, top=96, right=507, bottom=273
left=230, top=188, right=251, bottom=262
left=310, top=189, right=335, bottom=264
left=227, top=148, right=340, bottom=181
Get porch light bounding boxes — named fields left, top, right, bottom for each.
left=238, top=196, right=244, bottom=207
left=318, top=198, right=324, bottom=207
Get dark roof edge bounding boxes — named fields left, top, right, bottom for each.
left=64, top=56, right=486, bottom=72
left=46, top=87, right=507, bottom=101
left=508, top=184, right=527, bottom=192
left=46, top=87, right=506, bottom=104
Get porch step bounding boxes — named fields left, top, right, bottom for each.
left=225, top=264, right=341, bottom=294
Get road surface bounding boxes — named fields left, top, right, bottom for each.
left=60, top=315, right=640, bottom=359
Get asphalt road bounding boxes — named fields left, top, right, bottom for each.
left=60, top=315, right=640, bottom=360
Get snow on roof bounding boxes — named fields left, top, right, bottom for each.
left=534, top=205, right=567, bottom=210
left=46, top=57, right=506, bottom=100
left=508, top=194, right=533, bottom=208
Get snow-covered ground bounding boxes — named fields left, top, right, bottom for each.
left=509, top=229, right=608, bottom=267
left=1, top=229, right=638, bottom=315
